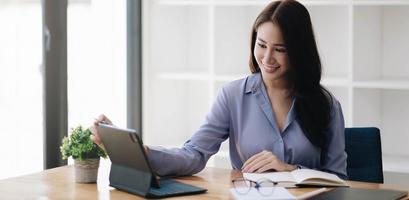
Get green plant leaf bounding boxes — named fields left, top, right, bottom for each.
left=60, top=125, right=107, bottom=160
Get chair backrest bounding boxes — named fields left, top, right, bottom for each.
left=345, top=127, right=384, bottom=183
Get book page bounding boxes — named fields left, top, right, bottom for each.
left=243, top=171, right=296, bottom=183
left=290, top=169, right=345, bottom=184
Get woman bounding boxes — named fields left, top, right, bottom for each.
left=91, top=0, right=347, bottom=179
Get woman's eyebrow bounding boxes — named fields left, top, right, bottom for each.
left=256, top=38, right=285, bottom=47
left=274, top=43, right=285, bottom=47
left=257, top=37, right=267, bottom=43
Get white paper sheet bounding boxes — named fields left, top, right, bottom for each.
left=230, top=187, right=296, bottom=200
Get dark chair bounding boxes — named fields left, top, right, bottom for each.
left=345, top=127, right=384, bottom=183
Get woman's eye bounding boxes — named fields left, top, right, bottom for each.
left=275, top=48, right=287, bottom=53
left=257, top=43, right=267, bottom=48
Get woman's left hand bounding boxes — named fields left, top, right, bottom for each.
left=242, top=150, right=297, bottom=173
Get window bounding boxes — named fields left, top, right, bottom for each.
left=67, top=0, right=127, bottom=164
left=0, top=1, right=43, bottom=179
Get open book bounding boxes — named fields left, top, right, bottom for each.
left=243, top=169, right=348, bottom=187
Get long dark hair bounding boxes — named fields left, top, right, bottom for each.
left=249, top=0, right=333, bottom=149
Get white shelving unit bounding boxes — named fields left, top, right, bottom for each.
left=142, top=0, right=409, bottom=173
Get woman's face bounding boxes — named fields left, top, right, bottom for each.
left=254, top=21, right=289, bottom=85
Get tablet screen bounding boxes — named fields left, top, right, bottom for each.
left=96, top=124, right=152, bottom=174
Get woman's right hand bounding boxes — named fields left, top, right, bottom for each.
left=89, top=114, right=149, bottom=155
left=89, top=114, right=113, bottom=150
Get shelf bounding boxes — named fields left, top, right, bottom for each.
left=157, top=72, right=209, bottom=81
left=214, top=74, right=248, bottom=82
left=153, top=0, right=349, bottom=6
left=149, top=5, right=209, bottom=72
left=353, top=0, right=409, bottom=6
left=352, top=88, right=382, bottom=127
left=307, top=5, right=350, bottom=78
left=144, top=80, right=209, bottom=146
left=157, top=72, right=248, bottom=82
left=353, top=89, right=409, bottom=161
left=353, top=5, right=409, bottom=81
left=383, top=154, right=409, bottom=173
left=321, top=77, right=350, bottom=87
left=214, top=5, right=261, bottom=75
left=353, top=79, right=409, bottom=90
left=157, top=73, right=353, bottom=87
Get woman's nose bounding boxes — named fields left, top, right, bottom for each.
left=263, top=49, right=275, bottom=64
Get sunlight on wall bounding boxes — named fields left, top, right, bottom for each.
left=67, top=0, right=126, bottom=163
left=0, top=4, right=43, bottom=179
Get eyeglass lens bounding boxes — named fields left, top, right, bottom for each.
left=233, top=179, right=251, bottom=194
left=257, top=180, right=276, bottom=196
left=233, top=178, right=276, bottom=196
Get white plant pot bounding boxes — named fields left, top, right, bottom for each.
left=74, top=158, right=100, bottom=183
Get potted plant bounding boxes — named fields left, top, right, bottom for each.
left=60, top=125, right=107, bottom=183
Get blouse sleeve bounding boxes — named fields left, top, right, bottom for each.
left=320, top=99, right=348, bottom=179
left=146, top=87, right=231, bottom=176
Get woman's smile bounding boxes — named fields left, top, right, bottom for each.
left=262, top=63, right=280, bottom=73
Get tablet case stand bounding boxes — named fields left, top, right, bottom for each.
left=96, top=124, right=206, bottom=198
left=109, top=163, right=155, bottom=197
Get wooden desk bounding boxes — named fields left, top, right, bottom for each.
left=0, top=163, right=408, bottom=199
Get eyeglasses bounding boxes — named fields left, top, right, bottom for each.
left=232, top=177, right=278, bottom=196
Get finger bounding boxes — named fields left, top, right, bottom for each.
left=243, top=151, right=266, bottom=169
left=246, top=156, right=272, bottom=173
left=243, top=156, right=267, bottom=172
left=94, top=115, right=112, bottom=126
left=242, top=158, right=260, bottom=172
left=96, top=115, right=106, bottom=124
left=105, top=117, right=112, bottom=124
left=97, top=114, right=106, bottom=121
left=256, top=157, right=290, bottom=172
left=89, top=125, right=97, bottom=135
left=93, top=118, right=99, bottom=126
left=94, top=117, right=103, bottom=126
left=90, top=134, right=105, bottom=150
left=90, top=134, right=101, bottom=144
left=98, top=114, right=112, bottom=124
left=255, top=163, right=275, bottom=173
left=243, top=151, right=270, bottom=171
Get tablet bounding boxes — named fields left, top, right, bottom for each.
left=96, top=123, right=207, bottom=198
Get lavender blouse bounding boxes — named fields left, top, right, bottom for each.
left=147, top=72, right=347, bottom=179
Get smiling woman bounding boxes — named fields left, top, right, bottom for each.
left=248, top=0, right=334, bottom=152
left=91, top=0, right=347, bottom=180
left=253, top=22, right=289, bottom=86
